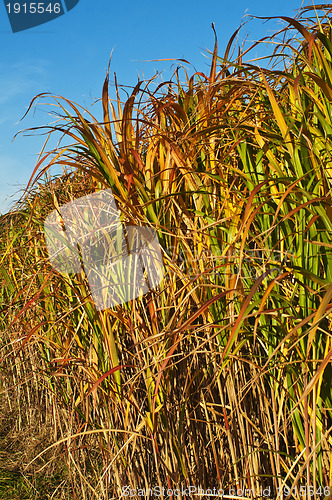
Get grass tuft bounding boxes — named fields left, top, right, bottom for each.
left=2, top=4, right=332, bottom=498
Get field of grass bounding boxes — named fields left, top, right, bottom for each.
left=1, top=4, right=332, bottom=499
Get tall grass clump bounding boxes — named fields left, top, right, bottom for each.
left=1, top=4, right=332, bottom=498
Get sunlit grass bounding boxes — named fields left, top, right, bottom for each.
left=1, top=4, right=332, bottom=498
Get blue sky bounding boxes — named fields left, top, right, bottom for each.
left=0, top=0, right=307, bottom=213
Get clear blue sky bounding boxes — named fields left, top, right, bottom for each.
left=0, top=0, right=307, bottom=214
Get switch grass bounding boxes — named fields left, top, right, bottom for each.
left=1, top=4, right=332, bottom=498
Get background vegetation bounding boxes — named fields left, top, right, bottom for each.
left=1, top=4, right=332, bottom=498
